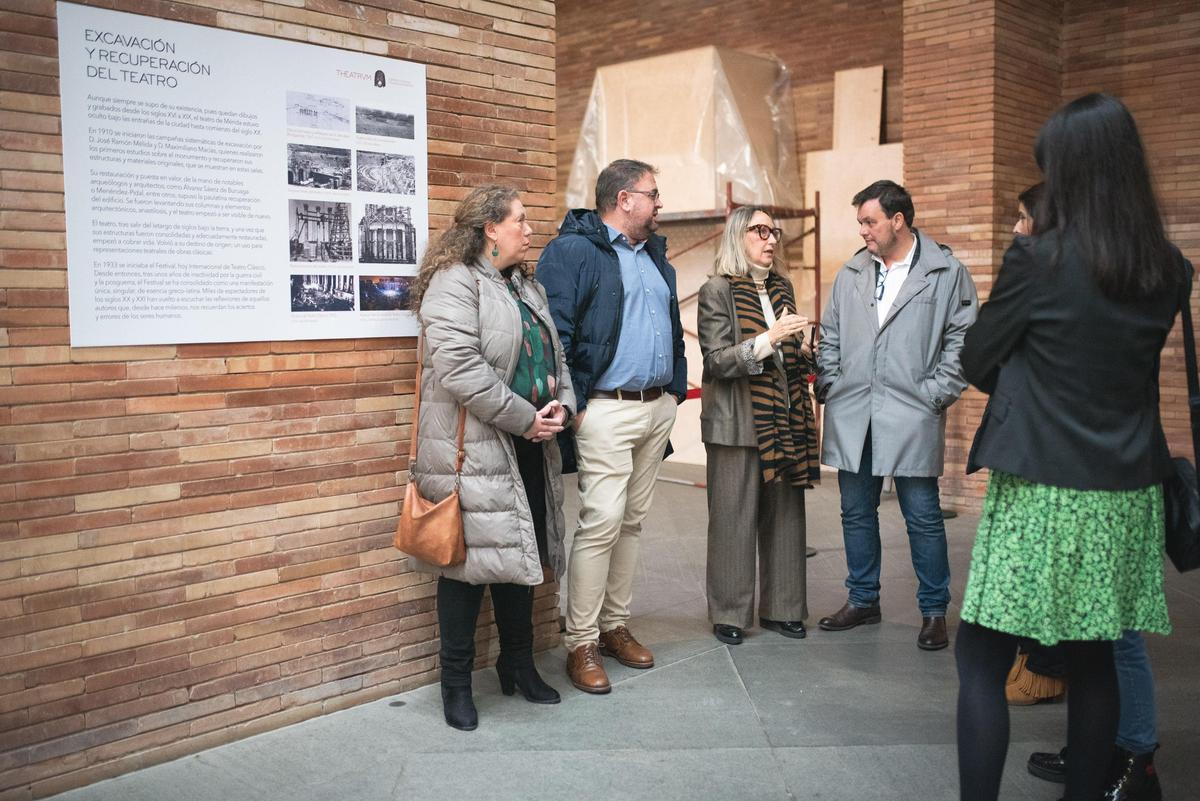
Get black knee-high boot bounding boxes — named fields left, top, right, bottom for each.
left=490, top=582, right=559, bottom=704
left=437, top=577, right=484, bottom=730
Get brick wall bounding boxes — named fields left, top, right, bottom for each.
left=558, top=0, right=1200, bottom=511
left=1060, top=0, right=1200, bottom=470
left=0, top=1, right=557, bottom=797
left=903, top=0, right=1068, bottom=510
left=555, top=0, right=905, bottom=218
left=901, top=0, right=1000, bottom=511
left=911, top=0, right=1200, bottom=509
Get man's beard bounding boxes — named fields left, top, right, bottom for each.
left=634, top=215, right=657, bottom=241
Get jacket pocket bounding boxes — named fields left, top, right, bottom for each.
left=921, top=374, right=944, bottom=415
left=821, top=377, right=843, bottom=404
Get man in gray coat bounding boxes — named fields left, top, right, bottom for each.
left=815, top=180, right=977, bottom=651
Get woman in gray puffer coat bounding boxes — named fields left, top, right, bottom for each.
left=409, top=184, right=576, bottom=731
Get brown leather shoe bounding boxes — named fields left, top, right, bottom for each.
left=917, top=615, right=949, bottom=651
left=817, top=602, right=882, bottom=631
left=566, top=643, right=611, bottom=694
left=598, top=626, right=654, bottom=668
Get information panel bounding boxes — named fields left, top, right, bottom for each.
left=57, top=2, right=426, bottom=346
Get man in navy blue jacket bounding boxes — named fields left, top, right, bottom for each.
left=537, top=159, right=687, bottom=694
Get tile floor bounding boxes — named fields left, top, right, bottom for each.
left=50, top=463, right=1200, bottom=801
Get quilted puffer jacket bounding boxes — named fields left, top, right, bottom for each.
left=409, top=260, right=576, bottom=585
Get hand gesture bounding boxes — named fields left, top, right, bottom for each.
left=767, top=312, right=809, bottom=346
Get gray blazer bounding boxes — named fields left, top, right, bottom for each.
left=816, top=230, right=978, bottom=477
left=412, top=261, right=576, bottom=585
left=698, top=273, right=786, bottom=447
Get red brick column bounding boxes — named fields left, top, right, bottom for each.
left=903, top=0, right=1063, bottom=511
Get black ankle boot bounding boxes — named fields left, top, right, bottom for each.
left=440, top=684, right=478, bottom=731
left=496, top=658, right=560, bottom=704
left=1103, top=746, right=1162, bottom=801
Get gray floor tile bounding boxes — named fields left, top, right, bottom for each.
left=730, top=639, right=966, bottom=747
left=356, top=646, right=770, bottom=756
left=44, top=479, right=1200, bottom=801
left=773, top=742, right=1062, bottom=801
left=310, top=748, right=793, bottom=801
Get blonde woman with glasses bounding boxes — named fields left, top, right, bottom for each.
left=697, top=206, right=819, bottom=645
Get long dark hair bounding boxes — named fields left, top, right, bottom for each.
left=1018, top=182, right=1043, bottom=220
left=1034, top=93, right=1173, bottom=300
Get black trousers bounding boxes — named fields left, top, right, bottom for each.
left=1023, top=640, right=1067, bottom=679
left=511, top=434, right=548, bottom=561
left=437, top=435, right=548, bottom=688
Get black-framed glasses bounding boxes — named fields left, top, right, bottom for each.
left=875, top=264, right=890, bottom=301
left=624, top=188, right=660, bottom=202
left=747, top=224, right=783, bottom=241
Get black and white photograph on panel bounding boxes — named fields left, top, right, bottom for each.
left=355, top=151, right=416, bottom=195
left=286, top=144, right=351, bottom=191
left=286, top=91, right=351, bottom=132
left=359, top=275, right=415, bottom=311
left=290, top=274, right=356, bottom=312
left=358, top=205, right=416, bottom=264
left=355, top=106, right=415, bottom=139
left=288, top=200, right=353, bottom=262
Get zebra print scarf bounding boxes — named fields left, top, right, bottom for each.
left=728, top=273, right=820, bottom=487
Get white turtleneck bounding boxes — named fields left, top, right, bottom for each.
left=749, top=265, right=779, bottom=362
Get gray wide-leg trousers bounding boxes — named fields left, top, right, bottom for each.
left=705, top=444, right=808, bottom=629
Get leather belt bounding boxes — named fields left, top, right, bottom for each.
left=589, top=387, right=667, bottom=402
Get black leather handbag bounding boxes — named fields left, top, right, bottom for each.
left=1163, top=270, right=1200, bottom=573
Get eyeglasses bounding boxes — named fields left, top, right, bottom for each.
left=747, top=224, right=783, bottom=241
left=624, top=188, right=660, bottom=202
left=875, top=264, right=889, bottom=301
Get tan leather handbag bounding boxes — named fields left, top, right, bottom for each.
left=395, top=334, right=467, bottom=567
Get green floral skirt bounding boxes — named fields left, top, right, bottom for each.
left=960, top=471, right=1170, bottom=645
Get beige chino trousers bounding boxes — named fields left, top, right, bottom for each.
left=563, top=393, right=677, bottom=652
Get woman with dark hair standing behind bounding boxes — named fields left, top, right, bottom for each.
left=955, top=93, right=1189, bottom=801
left=1012, top=182, right=1040, bottom=239
left=1000, top=181, right=1071, bottom=708
left=697, top=206, right=818, bottom=645
left=409, top=184, right=575, bottom=731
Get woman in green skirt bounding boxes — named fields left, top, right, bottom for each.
left=954, top=93, right=1190, bottom=801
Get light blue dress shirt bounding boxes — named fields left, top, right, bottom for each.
left=595, top=224, right=674, bottom=392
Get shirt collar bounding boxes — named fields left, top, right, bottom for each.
left=871, top=235, right=918, bottom=271
left=605, top=223, right=645, bottom=252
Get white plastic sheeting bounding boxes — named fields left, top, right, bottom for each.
left=565, top=46, right=803, bottom=215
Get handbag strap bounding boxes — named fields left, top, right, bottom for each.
left=409, top=331, right=467, bottom=479
left=1178, top=266, right=1200, bottom=481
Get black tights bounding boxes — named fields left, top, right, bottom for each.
left=956, top=620, right=1117, bottom=801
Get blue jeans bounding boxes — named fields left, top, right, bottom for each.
left=837, top=432, right=950, bottom=617
left=1114, top=630, right=1157, bottom=754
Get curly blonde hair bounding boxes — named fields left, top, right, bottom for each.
left=410, top=184, right=520, bottom=306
